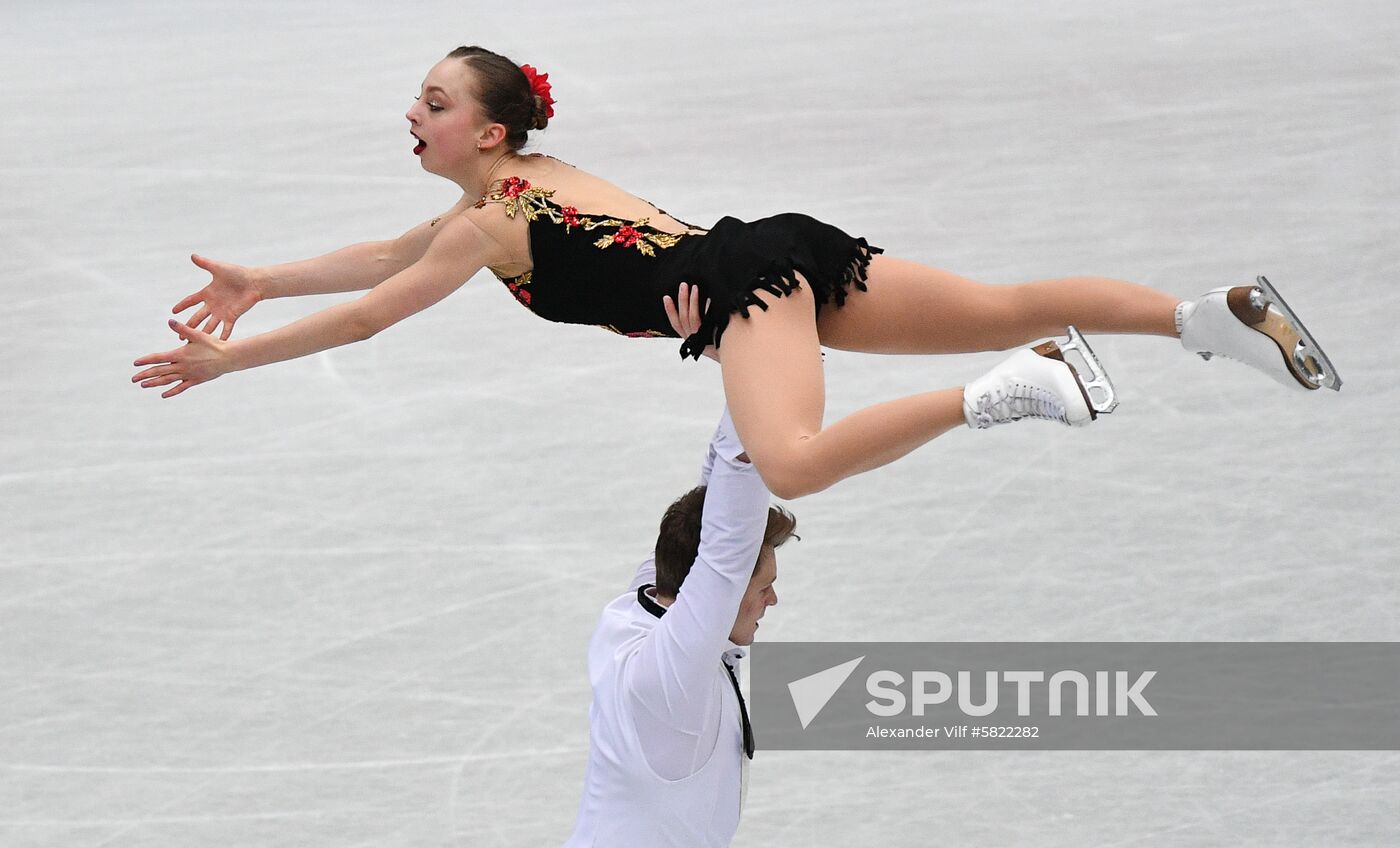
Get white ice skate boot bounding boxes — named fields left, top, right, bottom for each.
left=1177, top=275, right=1342, bottom=391
left=963, top=326, right=1119, bottom=429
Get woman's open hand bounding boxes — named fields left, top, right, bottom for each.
left=663, top=282, right=717, bottom=361
left=131, top=318, right=235, bottom=398
left=171, top=253, right=264, bottom=340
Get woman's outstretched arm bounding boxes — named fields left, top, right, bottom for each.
left=256, top=201, right=471, bottom=299
left=134, top=212, right=504, bottom=398
left=173, top=199, right=471, bottom=339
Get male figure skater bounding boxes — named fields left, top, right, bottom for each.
left=563, top=407, right=796, bottom=848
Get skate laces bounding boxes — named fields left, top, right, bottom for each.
left=970, top=382, right=1068, bottom=428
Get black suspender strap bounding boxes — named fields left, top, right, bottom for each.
left=723, top=658, right=755, bottom=759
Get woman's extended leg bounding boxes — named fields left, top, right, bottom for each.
left=816, top=254, right=1181, bottom=354
left=719, top=279, right=969, bottom=500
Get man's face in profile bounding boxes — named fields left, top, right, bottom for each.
left=728, top=545, right=778, bottom=646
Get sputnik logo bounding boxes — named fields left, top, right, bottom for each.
left=787, top=656, right=865, bottom=729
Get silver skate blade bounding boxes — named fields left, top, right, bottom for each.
left=1253, top=276, right=1342, bottom=391
left=1060, top=325, right=1118, bottom=415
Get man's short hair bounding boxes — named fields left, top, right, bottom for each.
left=653, top=486, right=798, bottom=598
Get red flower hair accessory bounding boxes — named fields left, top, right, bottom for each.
left=520, top=64, right=555, bottom=118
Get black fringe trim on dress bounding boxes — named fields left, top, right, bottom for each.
left=678, top=237, right=884, bottom=360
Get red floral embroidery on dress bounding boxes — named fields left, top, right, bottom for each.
left=612, top=225, right=642, bottom=247
left=473, top=178, right=693, bottom=258
left=498, top=270, right=533, bottom=307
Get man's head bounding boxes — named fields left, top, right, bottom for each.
left=654, top=486, right=798, bottom=646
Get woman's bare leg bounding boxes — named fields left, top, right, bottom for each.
left=817, top=254, right=1181, bottom=354
left=719, top=257, right=1183, bottom=497
left=720, top=280, right=967, bottom=500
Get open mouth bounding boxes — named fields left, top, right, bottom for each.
left=411, top=131, right=426, bottom=155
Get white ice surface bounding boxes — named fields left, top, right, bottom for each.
left=2, top=1, right=1398, bottom=845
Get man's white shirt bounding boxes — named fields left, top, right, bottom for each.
left=563, top=409, right=770, bottom=848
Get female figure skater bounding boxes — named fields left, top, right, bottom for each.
left=131, top=46, right=1338, bottom=500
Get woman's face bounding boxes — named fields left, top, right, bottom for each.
left=404, top=59, right=491, bottom=175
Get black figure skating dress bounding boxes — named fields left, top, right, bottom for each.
left=475, top=173, right=883, bottom=360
